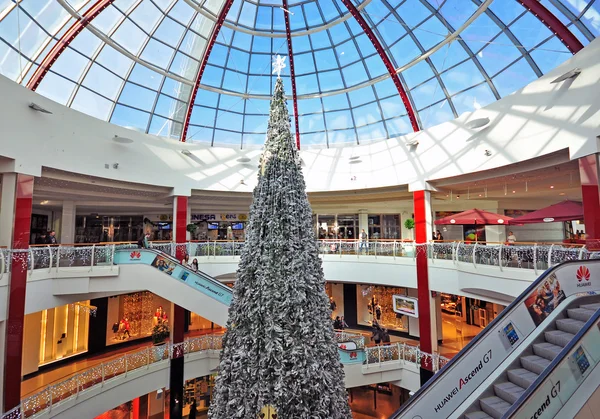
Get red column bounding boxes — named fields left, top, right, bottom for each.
left=579, top=155, right=600, bottom=250
left=3, top=174, right=34, bottom=411
left=170, top=196, right=188, bottom=419
left=413, top=190, right=434, bottom=384
left=132, top=397, right=140, bottom=419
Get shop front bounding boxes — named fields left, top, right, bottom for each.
left=22, top=301, right=91, bottom=376
left=357, top=285, right=409, bottom=333
left=76, top=215, right=145, bottom=243
left=189, top=213, right=248, bottom=241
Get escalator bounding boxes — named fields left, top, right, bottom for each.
left=390, top=259, right=600, bottom=419
left=112, top=248, right=232, bottom=325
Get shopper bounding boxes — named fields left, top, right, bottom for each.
left=138, top=233, right=150, bottom=248
left=507, top=231, right=516, bottom=245
left=181, top=253, right=191, bottom=268
left=436, top=230, right=444, bottom=241
left=192, top=258, right=199, bottom=272
left=46, top=230, right=58, bottom=245
left=189, top=399, right=197, bottom=419
left=340, top=316, right=348, bottom=330
left=333, top=316, right=342, bottom=330
left=360, top=229, right=368, bottom=252
left=381, top=328, right=391, bottom=344
left=372, top=325, right=382, bottom=345
left=36, top=232, right=47, bottom=245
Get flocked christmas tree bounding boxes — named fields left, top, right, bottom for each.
left=208, top=61, right=352, bottom=419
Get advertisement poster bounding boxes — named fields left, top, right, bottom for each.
left=393, top=295, right=419, bottom=318
left=151, top=255, right=175, bottom=276
left=435, top=211, right=461, bottom=219
left=523, top=272, right=566, bottom=326
left=464, top=225, right=486, bottom=243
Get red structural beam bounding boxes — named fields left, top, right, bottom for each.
left=339, top=0, right=420, bottom=132
left=282, top=0, right=301, bottom=150
left=517, top=0, right=583, bottom=54
left=181, top=0, right=235, bottom=142
left=27, top=0, right=115, bottom=91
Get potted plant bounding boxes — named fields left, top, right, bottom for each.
left=403, top=218, right=416, bottom=256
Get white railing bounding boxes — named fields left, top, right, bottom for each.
left=364, top=343, right=450, bottom=373
left=334, top=330, right=365, bottom=349
left=8, top=240, right=598, bottom=277
left=2, top=334, right=223, bottom=419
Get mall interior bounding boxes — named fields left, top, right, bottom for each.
left=1, top=0, right=600, bottom=418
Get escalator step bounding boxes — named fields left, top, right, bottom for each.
left=556, top=318, right=586, bottom=335
left=507, top=368, right=539, bottom=389
left=520, top=355, right=551, bottom=374
left=464, top=411, right=494, bottom=419
left=480, top=396, right=511, bottom=419
left=532, top=342, right=563, bottom=360
left=579, top=303, right=600, bottom=311
left=544, top=330, right=574, bottom=347
left=493, top=381, right=526, bottom=404
left=567, top=308, right=596, bottom=322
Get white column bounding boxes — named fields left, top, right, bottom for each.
left=60, top=201, right=76, bottom=244
left=358, top=210, right=368, bottom=236
left=0, top=173, right=16, bottom=247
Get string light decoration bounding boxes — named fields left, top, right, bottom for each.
left=69, top=302, right=97, bottom=317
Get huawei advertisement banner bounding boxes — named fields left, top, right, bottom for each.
left=114, top=249, right=233, bottom=306
left=393, top=295, right=419, bottom=318
left=399, top=261, right=600, bottom=419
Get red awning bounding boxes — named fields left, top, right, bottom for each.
left=509, top=200, right=583, bottom=224
left=434, top=209, right=513, bottom=225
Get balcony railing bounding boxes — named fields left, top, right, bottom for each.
left=5, top=240, right=598, bottom=277
left=2, top=335, right=223, bottom=419
left=364, top=343, right=450, bottom=372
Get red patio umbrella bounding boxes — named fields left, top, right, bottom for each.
left=434, top=209, right=513, bottom=225
left=509, top=200, right=583, bottom=224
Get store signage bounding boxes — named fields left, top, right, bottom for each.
left=113, top=249, right=232, bottom=306
left=392, top=295, right=419, bottom=318
left=144, top=214, right=173, bottom=222
left=398, top=262, right=600, bottom=419
left=191, top=213, right=248, bottom=222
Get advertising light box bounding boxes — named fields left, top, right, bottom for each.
left=393, top=295, right=419, bottom=318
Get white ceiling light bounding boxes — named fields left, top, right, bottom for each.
left=112, top=135, right=133, bottom=144
left=551, top=68, right=581, bottom=84
left=405, top=138, right=419, bottom=147
left=237, top=157, right=251, bottom=163
left=465, top=117, right=490, bottom=129
left=349, top=159, right=362, bottom=164
left=29, top=102, right=52, bottom=114
left=349, top=156, right=360, bottom=160
left=181, top=150, right=193, bottom=156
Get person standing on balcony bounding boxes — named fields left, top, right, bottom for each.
left=36, top=232, right=47, bottom=245
left=46, top=230, right=58, bottom=245
left=360, top=229, right=368, bottom=252
left=340, top=316, right=348, bottom=330
left=138, top=232, right=151, bottom=248
left=507, top=231, right=517, bottom=245
left=436, top=230, right=444, bottom=241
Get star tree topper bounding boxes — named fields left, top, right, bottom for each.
left=272, top=54, right=286, bottom=78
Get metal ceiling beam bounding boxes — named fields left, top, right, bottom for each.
left=181, top=0, right=235, bottom=142
left=517, top=0, right=583, bottom=54
left=339, top=0, right=420, bottom=132
left=27, top=0, right=115, bottom=91
left=282, top=0, right=300, bottom=149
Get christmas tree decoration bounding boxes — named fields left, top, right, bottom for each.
left=209, top=77, right=351, bottom=418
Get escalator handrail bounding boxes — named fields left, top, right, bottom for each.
left=117, top=247, right=233, bottom=297
left=502, top=303, right=600, bottom=418
left=389, top=259, right=600, bottom=418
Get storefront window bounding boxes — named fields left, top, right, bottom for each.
left=382, top=215, right=400, bottom=239
left=317, top=215, right=336, bottom=239
left=38, top=301, right=90, bottom=365
left=184, top=375, right=216, bottom=417
left=76, top=215, right=144, bottom=243
left=357, top=286, right=408, bottom=332
left=368, top=215, right=381, bottom=240
left=337, top=214, right=358, bottom=239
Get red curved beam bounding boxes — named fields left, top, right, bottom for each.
left=282, top=0, right=300, bottom=150
left=340, top=0, right=419, bottom=132
left=27, top=0, right=115, bottom=91
left=517, top=0, right=583, bottom=54
left=181, top=0, right=235, bottom=142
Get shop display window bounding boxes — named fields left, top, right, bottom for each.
left=38, top=301, right=90, bottom=365
left=184, top=375, right=215, bottom=417
left=357, top=286, right=408, bottom=333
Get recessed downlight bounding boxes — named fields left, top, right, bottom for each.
left=465, top=117, right=490, bottom=129
left=349, top=159, right=362, bottom=164
left=349, top=156, right=360, bottom=160
left=237, top=157, right=251, bottom=163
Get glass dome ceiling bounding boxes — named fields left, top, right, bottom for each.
left=0, top=0, right=598, bottom=147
